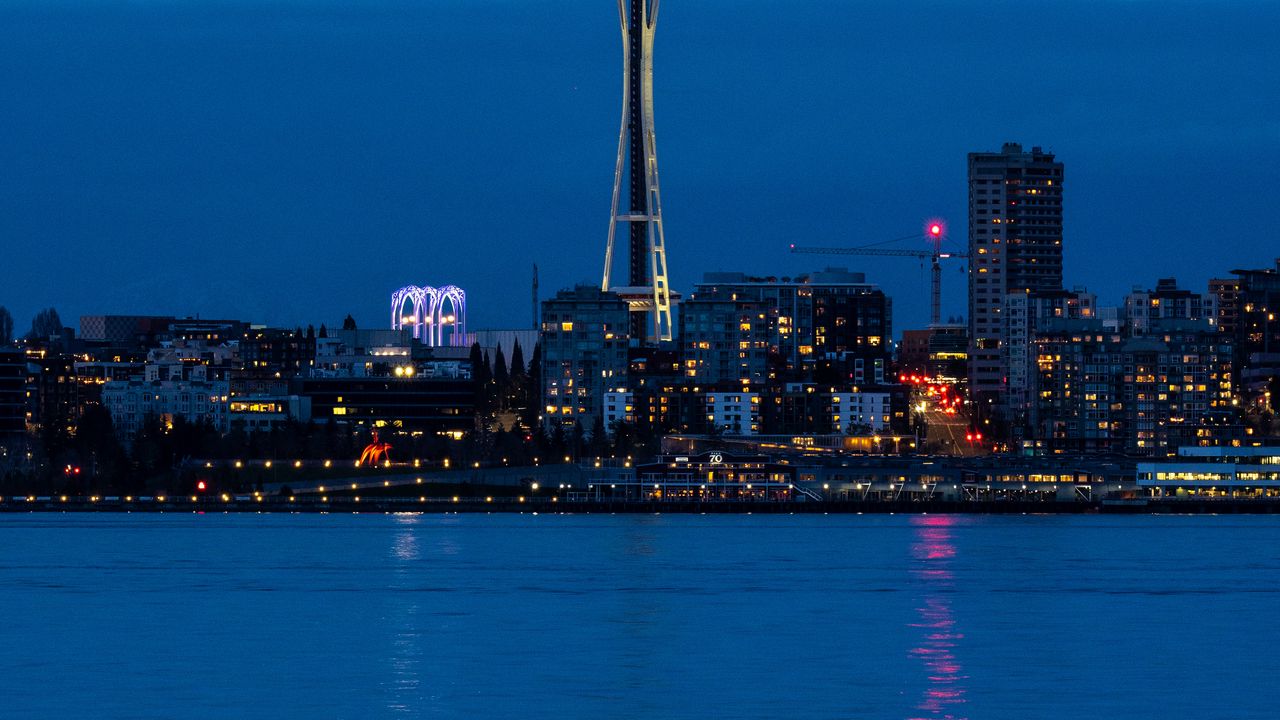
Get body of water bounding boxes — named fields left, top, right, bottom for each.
left=1, top=512, right=1276, bottom=719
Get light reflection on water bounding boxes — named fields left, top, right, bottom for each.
left=388, top=514, right=422, bottom=715
left=1, top=513, right=1278, bottom=720
left=908, top=515, right=967, bottom=720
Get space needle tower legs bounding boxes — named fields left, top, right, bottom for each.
left=601, top=0, right=673, bottom=343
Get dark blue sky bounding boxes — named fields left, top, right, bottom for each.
left=2, top=1, right=1277, bottom=336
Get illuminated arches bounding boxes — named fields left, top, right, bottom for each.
left=390, top=284, right=466, bottom=346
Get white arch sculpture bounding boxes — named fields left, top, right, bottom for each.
left=391, top=285, right=466, bottom=346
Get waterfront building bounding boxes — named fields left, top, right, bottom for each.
left=679, top=293, right=774, bottom=385
left=228, top=394, right=312, bottom=432
left=1136, top=446, right=1280, bottom=498
left=830, top=391, right=894, bottom=434
left=762, top=383, right=907, bottom=436
left=102, top=377, right=231, bottom=437
left=584, top=451, right=799, bottom=501
left=1030, top=318, right=1236, bottom=455
left=967, top=143, right=1064, bottom=417
left=540, top=286, right=631, bottom=430
left=705, top=391, right=761, bottom=435
left=290, top=375, right=475, bottom=434
left=1006, top=288, right=1095, bottom=431
left=689, top=268, right=892, bottom=385
left=602, top=389, right=635, bottom=431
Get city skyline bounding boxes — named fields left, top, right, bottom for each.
left=2, top=1, right=1277, bottom=335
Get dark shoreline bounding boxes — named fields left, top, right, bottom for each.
left=6, top=497, right=1280, bottom=515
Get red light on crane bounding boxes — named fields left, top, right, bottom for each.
left=196, top=480, right=207, bottom=492
left=929, top=223, right=942, bottom=237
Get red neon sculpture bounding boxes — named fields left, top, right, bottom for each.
left=358, top=431, right=393, bottom=467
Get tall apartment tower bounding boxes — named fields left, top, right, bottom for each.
left=601, top=0, right=674, bottom=343
left=967, top=143, right=1064, bottom=416
left=540, top=286, right=632, bottom=431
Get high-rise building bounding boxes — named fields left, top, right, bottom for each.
left=26, top=352, right=79, bottom=435
left=1231, top=259, right=1280, bottom=408
left=0, top=348, right=26, bottom=438
left=540, top=286, right=632, bottom=430
left=1208, top=277, right=1242, bottom=338
left=968, top=143, right=1064, bottom=416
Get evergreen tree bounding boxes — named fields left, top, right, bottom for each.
left=318, top=324, right=328, bottom=338
left=550, top=424, right=568, bottom=460
left=527, top=341, right=541, bottom=381
left=342, top=314, right=357, bottom=331
left=510, top=339, right=525, bottom=381
left=494, top=346, right=509, bottom=393
left=571, top=420, right=586, bottom=460
left=519, top=341, right=543, bottom=431
left=588, top=416, right=608, bottom=457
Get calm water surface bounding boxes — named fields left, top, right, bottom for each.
left=1, top=512, right=1276, bottom=719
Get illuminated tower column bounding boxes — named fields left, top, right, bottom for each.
left=600, top=0, right=673, bottom=342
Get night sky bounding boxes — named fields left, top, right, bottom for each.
left=2, top=0, right=1277, bottom=336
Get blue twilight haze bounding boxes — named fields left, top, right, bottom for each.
left=1, top=1, right=1277, bottom=333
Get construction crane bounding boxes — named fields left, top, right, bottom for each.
left=790, top=223, right=969, bottom=326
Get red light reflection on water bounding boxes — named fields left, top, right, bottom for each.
left=906, top=515, right=967, bottom=720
